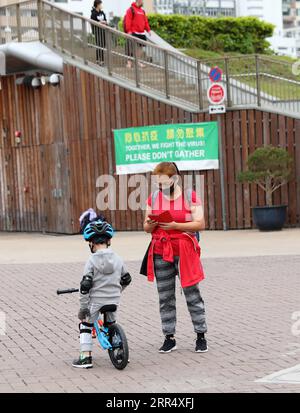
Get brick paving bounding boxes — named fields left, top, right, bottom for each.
left=0, top=255, right=300, bottom=393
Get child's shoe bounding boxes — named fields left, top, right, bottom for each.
left=72, top=356, right=93, bottom=369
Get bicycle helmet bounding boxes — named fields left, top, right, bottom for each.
left=83, top=219, right=114, bottom=243
left=79, top=208, right=106, bottom=233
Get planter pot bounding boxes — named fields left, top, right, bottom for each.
left=252, top=205, right=287, bottom=231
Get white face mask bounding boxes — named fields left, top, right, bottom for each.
left=156, top=176, right=179, bottom=195
left=161, top=183, right=175, bottom=195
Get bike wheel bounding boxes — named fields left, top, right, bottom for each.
left=108, top=323, right=129, bottom=370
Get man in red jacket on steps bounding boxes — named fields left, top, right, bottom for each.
left=124, top=0, right=151, bottom=69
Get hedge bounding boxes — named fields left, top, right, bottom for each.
left=147, top=15, right=274, bottom=54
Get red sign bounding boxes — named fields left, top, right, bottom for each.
left=207, top=83, right=226, bottom=105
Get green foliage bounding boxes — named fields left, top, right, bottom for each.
left=109, top=16, right=121, bottom=29
left=118, top=19, right=124, bottom=32
left=238, top=146, right=294, bottom=206
left=147, top=15, right=274, bottom=54
left=87, top=33, right=95, bottom=44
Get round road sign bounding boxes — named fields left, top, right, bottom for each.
left=209, top=66, right=223, bottom=83
left=207, top=83, right=226, bottom=105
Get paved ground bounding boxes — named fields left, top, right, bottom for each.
left=1, top=229, right=300, bottom=263
left=0, top=229, right=300, bottom=393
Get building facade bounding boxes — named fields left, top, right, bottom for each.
left=51, top=0, right=153, bottom=19
left=1, top=0, right=28, bottom=4
left=175, top=0, right=236, bottom=17
left=282, top=0, right=298, bottom=28
left=153, top=0, right=236, bottom=16
left=236, top=0, right=299, bottom=57
left=0, top=0, right=38, bottom=44
left=153, top=0, right=173, bottom=14
left=144, top=0, right=155, bottom=13
left=51, top=0, right=94, bottom=18
left=236, top=0, right=283, bottom=32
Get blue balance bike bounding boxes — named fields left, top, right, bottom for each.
left=57, top=288, right=129, bottom=370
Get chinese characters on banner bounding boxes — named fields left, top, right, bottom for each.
left=113, top=122, right=219, bottom=175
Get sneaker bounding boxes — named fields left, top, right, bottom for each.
left=159, top=336, right=177, bottom=353
left=72, top=356, right=93, bottom=369
left=195, top=336, right=208, bottom=353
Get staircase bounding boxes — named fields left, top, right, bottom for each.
left=1, top=0, right=300, bottom=115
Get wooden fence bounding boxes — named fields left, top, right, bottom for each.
left=0, top=64, right=299, bottom=233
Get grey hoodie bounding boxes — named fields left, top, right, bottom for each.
left=79, top=247, right=128, bottom=309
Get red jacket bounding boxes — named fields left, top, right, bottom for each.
left=147, top=230, right=205, bottom=288
left=125, top=2, right=151, bottom=34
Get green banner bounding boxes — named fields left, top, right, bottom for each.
left=113, top=122, right=219, bottom=175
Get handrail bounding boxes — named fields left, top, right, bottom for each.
left=200, top=54, right=295, bottom=67
left=1, top=0, right=300, bottom=115
left=39, top=0, right=200, bottom=64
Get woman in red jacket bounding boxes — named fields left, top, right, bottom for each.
left=124, top=0, right=151, bottom=68
left=143, top=162, right=208, bottom=353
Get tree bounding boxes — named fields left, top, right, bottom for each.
left=237, top=146, right=294, bottom=207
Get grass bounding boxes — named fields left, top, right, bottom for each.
left=183, top=48, right=300, bottom=100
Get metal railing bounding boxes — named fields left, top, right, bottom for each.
left=1, top=0, right=300, bottom=115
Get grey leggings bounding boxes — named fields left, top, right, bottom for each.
left=80, top=303, right=117, bottom=353
left=154, top=254, right=207, bottom=336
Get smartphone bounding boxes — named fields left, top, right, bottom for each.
left=148, top=211, right=173, bottom=223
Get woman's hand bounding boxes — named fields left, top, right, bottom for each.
left=144, top=218, right=158, bottom=233
left=159, top=221, right=179, bottom=231
left=147, top=218, right=158, bottom=226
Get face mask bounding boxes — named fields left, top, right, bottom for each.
left=160, top=182, right=175, bottom=195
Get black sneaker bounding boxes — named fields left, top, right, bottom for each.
left=159, top=337, right=177, bottom=353
left=72, top=356, right=93, bottom=369
left=195, top=336, right=208, bottom=353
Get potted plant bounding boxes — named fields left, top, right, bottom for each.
left=238, top=145, right=294, bottom=231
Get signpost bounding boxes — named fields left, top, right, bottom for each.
left=207, top=66, right=228, bottom=230
left=217, top=116, right=227, bottom=231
